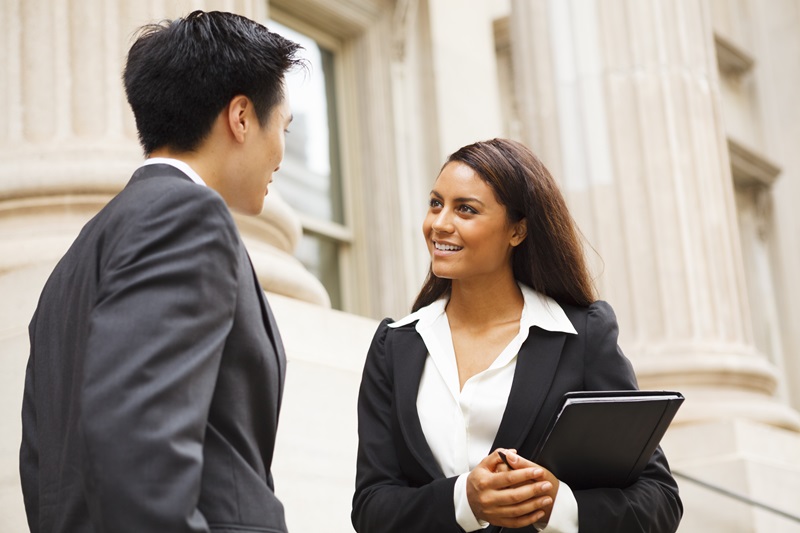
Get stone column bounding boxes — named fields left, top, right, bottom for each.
left=510, top=0, right=799, bottom=431
left=510, top=1, right=800, bottom=530
left=425, top=0, right=505, bottom=155
left=0, top=0, right=327, bottom=306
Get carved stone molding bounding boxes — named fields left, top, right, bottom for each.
left=715, top=32, right=755, bottom=78
left=728, top=136, right=782, bottom=188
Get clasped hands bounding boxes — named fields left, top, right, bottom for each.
left=466, top=449, right=559, bottom=530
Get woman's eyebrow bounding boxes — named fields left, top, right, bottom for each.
left=429, top=190, right=486, bottom=206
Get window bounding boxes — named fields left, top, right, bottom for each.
left=269, top=19, right=349, bottom=309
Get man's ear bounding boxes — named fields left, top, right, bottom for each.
left=511, top=219, right=527, bottom=247
left=227, top=95, right=252, bottom=144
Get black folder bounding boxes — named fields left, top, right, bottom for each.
left=531, top=390, right=684, bottom=490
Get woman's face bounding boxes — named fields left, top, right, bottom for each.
left=423, top=161, right=525, bottom=284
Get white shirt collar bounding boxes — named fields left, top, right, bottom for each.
left=389, top=283, right=577, bottom=335
left=141, top=157, right=207, bottom=187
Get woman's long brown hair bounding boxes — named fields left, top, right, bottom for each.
left=412, top=138, right=596, bottom=311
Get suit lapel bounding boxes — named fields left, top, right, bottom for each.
left=129, top=164, right=288, bottom=404
left=490, top=327, right=566, bottom=453
left=390, top=327, right=446, bottom=480
left=247, top=255, right=286, bottom=408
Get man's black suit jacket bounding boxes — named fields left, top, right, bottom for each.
left=20, top=165, right=288, bottom=533
left=352, top=300, right=682, bottom=533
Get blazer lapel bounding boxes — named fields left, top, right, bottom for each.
left=490, top=327, right=566, bottom=453
left=389, top=327, right=446, bottom=480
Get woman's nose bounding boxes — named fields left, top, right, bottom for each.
left=431, top=209, right=454, bottom=233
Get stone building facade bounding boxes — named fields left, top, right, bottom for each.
left=1, top=0, right=799, bottom=531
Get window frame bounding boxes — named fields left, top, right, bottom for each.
left=268, top=7, right=357, bottom=311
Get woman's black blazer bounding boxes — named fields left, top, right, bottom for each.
left=352, top=300, right=682, bottom=533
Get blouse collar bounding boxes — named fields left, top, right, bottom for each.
left=389, top=283, right=577, bottom=336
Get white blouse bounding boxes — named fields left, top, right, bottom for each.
left=389, top=284, right=579, bottom=532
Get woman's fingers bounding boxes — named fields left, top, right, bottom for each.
left=500, top=449, right=540, bottom=471
left=474, top=478, right=554, bottom=507
left=497, top=493, right=554, bottom=516
left=469, top=464, right=540, bottom=495
left=492, top=449, right=560, bottom=500
left=479, top=493, right=555, bottom=528
left=467, top=448, right=561, bottom=528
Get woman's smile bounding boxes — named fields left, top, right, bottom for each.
left=433, top=240, right=463, bottom=254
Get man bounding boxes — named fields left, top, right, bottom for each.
left=19, top=11, right=303, bottom=532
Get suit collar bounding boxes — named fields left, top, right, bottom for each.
left=140, top=158, right=207, bottom=186
left=130, top=162, right=195, bottom=185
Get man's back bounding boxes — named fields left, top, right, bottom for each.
left=20, top=11, right=302, bottom=531
left=21, top=166, right=288, bottom=532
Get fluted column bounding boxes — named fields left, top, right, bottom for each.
left=510, top=0, right=799, bottom=430
left=0, top=0, right=327, bottom=306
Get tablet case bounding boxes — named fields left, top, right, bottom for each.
left=531, top=390, right=684, bottom=490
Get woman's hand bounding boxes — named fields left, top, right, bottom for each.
left=466, top=449, right=559, bottom=529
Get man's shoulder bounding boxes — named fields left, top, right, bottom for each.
left=70, top=171, right=233, bottom=261
left=126, top=166, right=218, bottom=201
left=108, top=169, right=228, bottom=220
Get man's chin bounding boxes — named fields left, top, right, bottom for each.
left=230, top=201, right=264, bottom=216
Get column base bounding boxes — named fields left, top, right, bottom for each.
left=635, top=351, right=800, bottom=431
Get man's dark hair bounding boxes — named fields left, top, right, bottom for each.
left=123, top=10, right=304, bottom=155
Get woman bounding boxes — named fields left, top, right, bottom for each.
left=351, top=139, right=682, bottom=532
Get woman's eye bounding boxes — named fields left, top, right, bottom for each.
left=429, top=198, right=442, bottom=208
left=458, top=205, right=477, bottom=214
